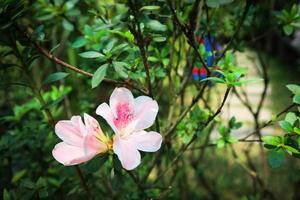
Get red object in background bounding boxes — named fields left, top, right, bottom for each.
left=195, top=35, right=204, bottom=44
left=192, top=67, right=199, bottom=75
left=199, top=67, right=208, bottom=75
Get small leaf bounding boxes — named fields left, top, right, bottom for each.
left=140, top=5, right=160, bottom=11
left=43, top=72, right=69, bottom=85
left=267, top=149, right=285, bottom=168
left=283, top=145, right=300, bottom=154
left=283, top=25, right=294, bottom=35
left=200, top=77, right=226, bottom=84
left=285, top=112, right=297, bottom=125
left=112, top=62, right=128, bottom=79
left=279, top=120, right=293, bottom=132
left=12, top=169, right=27, bottom=183
left=49, top=43, right=61, bottom=53
left=3, top=189, right=10, bottom=200
left=146, top=20, right=167, bottom=32
left=92, top=64, right=108, bottom=88
left=286, top=84, right=300, bottom=94
left=72, top=37, right=87, bottom=48
left=262, top=136, right=281, bottom=146
left=79, top=51, right=104, bottom=58
left=293, top=94, right=300, bottom=104
left=62, top=19, right=74, bottom=31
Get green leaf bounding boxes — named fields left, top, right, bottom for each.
left=72, top=37, right=87, bottom=48
left=286, top=84, right=300, bottom=94
left=218, top=124, right=227, bottom=136
left=41, top=95, right=66, bottom=110
left=92, top=64, right=108, bottom=88
left=32, top=25, right=45, bottom=41
left=283, top=25, right=294, bottom=35
left=293, top=94, right=300, bottom=104
left=146, top=20, right=167, bottom=32
left=20, top=179, right=35, bottom=189
left=267, top=149, right=285, bottom=168
left=3, top=189, right=10, bottom=200
left=283, top=145, right=300, bottom=153
left=233, top=78, right=263, bottom=86
left=262, top=136, right=282, bottom=146
left=294, top=127, right=300, bottom=135
left=140, top=5, right=160, bottom=11
left=43, top=72, right=69, bottom=85
left=112, top=62, right=128, bottom=79
left=285, top=112, right=297, bottom=125
left=62, top=19, right=74, bottom=31
left=38, top=188, right=49, bottom=198
left=216, top=139, right=225, bottom=148
left=79, top=51, right=104, bottom=58
left=12, top=169, right=27, bottom=183
left=49, top=43, right=61, bottom=53
left=279, top=120, right=293, bottom=132
left=200, top=77, right=226, bottom=84
left=206, top=0, right=233, bottom=8
left=153, top=36, right=166, bottom=42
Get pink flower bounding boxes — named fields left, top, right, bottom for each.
left=52, top=113, right=110, bottom=166
left=96, top=87, right=162, bottom=170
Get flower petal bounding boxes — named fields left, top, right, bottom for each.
left=83, top=113, right=104, bottom=136
left=52, top=142, right=98, bottom=166
left=134, top=96, right=158, bottom=131
left=83, top=134, right=107, bottom=155
left=71, top=116, right=87, bottom=135
left=55, top=117, right=85, bottom=147
left=109, top=87, right=134, bottom=118
left=96, top=103, right=119, bottom=134
left=113, top=136, right=141, bottom=170
left=128, top=131, right=162, bottom=152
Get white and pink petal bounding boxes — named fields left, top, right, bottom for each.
left=134, top=96, right=158, bottom=131
left=128, top=131, right=162, bottom=152
left=55, top=119, right=84, bottom=147
left=113, top=136, right=141, bottom=170
left=52, top=142, right=98, bottom=166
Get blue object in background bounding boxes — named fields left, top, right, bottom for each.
left=204, top=36, right=214, bottom=67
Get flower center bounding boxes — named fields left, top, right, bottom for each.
left=113, top=103, right=134, bottom=131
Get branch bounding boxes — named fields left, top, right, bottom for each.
left=240, top=103, right=296, bottom=140
left=157, top=87, right=231, bottom=179
left=218, top=0, right=251, bottom=59
left=14, top=24, right=148, bottom=95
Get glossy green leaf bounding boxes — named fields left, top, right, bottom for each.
left=285, top=112, right=297, bottom=125
left=113, top=61, right=128, bottom=79
left=43, top=72, right=69, bottom=85
left=293, top=94, right=300, bottom=104
left=146, top=20, right=167, bottom=32
left=140, top=5, right=160, bottom=11
left=262, top=136, right=282, bottom=146
left=286, top=84, right=300, bottom=94
left=79, top=51, right=104, bottom=58
left=72, top=37, right=87, bottom=48
left=92, top=64, right=108, bottom=88
left=12, top=169, right=27, bottom=183
left=279, top=120, right=293, bottom=132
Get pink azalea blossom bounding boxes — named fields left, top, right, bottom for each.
left=52, top=113, right=110, bottom=166
left=96, top=87, right=162, bottom=170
